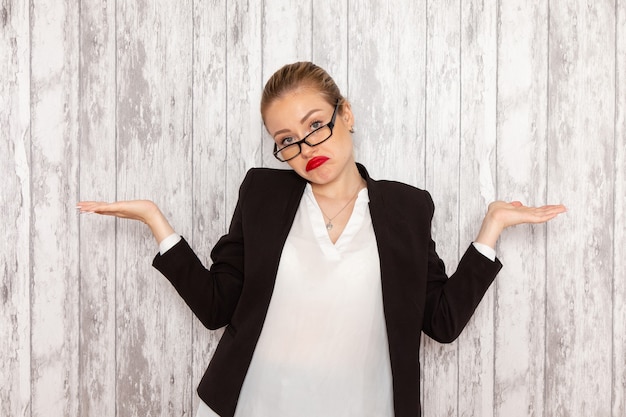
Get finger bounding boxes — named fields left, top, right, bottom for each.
left=76, top=201, right=99, bottom=208
left=77, top=201, right=119, bottom=216
left=549, top=204, right=567, bottom=212
left=528, top=205, right=567, bottom=223
left=76, top=201, right=104, bottom=213
left=535, top=205, right=567, bottom=217
left=91, top=202, right=131, bottom=217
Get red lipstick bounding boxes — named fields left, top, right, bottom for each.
left=306, top=156, right=329, bottom=172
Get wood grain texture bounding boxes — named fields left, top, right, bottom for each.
left=348, top=0, right=426, bottom=186
left=190, top=0, right=228, bottom=414
left=422, top=1, right=462, bottom=415
left=29, top=1, right=81, bottom=416
left=312, top=0, right=348, bottom=101
left=613, top=2, right=625, bottom=415
left=494, top=1, right=549, bottom=416
left=0, top=2, right=31, bottom=417
left=77, top=1, right=117, bottom=416
left=457, top=1, right=498, bottom=415
left=225, top=0, right=264, bottom=215
left=546, top=0, right=615, bottom=415
left=115, top=1, right=193, bottom=415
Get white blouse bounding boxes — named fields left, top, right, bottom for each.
left=197, top=184, right=394, bottom=416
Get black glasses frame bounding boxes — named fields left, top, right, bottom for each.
left=272, top=102, right=340, bottom=162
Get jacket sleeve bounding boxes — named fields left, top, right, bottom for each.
left=420, top=193, right=503, bottom=343
left=152, top=173, right=250, bottom=330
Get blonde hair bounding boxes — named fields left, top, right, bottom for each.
left=261, top=62, right=346, bottom=121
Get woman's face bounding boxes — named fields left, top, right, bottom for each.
left=263, top=88, right=355, bottom=186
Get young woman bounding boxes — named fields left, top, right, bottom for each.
left=78, top=62, right=566, bottom=417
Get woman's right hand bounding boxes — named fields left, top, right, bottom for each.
left=77, top=200, right=175, bottom=243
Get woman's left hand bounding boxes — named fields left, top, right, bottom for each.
left=474, top=201, right=567, bottom=248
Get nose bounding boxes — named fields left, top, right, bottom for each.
left=299, top=141, right=316, bottom=158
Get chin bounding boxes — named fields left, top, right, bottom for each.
left=306, top=170, right=337, bottom=185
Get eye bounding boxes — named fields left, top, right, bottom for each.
left=280, top=136, right=295, bottom=147
left=310, top=120, right=323, bottom=130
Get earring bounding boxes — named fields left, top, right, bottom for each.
left=349, top=126, right=355, bottom=133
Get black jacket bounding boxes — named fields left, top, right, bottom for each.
left=153, top=163, right=502, bottom=417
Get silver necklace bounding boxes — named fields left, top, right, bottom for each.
left=319, top=186, right=362, bottom=231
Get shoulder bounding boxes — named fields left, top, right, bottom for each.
left=374, top=179, right=434, bottom=216
left=238, top=167, right=306, bottom=201
left=240, top=167, right=302, bottom=188
left=361, top=164, right=434, bottom=215
left=371, top=178, right=429, bottom=198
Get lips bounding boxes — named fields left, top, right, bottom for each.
left=305, top=156, right=329, bottom=172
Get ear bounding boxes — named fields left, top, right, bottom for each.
left=340, top=100, right=355, bottom=128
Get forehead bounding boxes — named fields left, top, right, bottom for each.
left=263, top=88, right=331, bottom=130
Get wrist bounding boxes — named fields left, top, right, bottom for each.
left=474, top=214, right=504, bottom=249
left=144, top=204, right=175, bottom=243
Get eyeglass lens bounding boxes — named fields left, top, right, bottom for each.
left=276, top=125, right=332, bottom=161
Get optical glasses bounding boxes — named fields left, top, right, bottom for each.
left=272, top=102, right=339, bottom=162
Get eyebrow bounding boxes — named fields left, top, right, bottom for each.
left=272, top=108, right=322, bottom=137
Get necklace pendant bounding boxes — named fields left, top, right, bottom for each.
left=325, top=222, right=333, bottom=231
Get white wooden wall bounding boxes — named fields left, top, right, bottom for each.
left=1, top=1, right=624, bottom=416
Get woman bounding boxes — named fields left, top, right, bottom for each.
left=78, top=62, right=566, bottom=417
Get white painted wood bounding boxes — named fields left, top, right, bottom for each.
left=77, top=1, right=117, bottom=416
left=494, top=1, right=549, bottom=416
left=190, top=0, right=228, bottom=414
left=225, top=0, right=264, bottom=215
left=422, top=1, right=462, bottom=415
left=348, top=0, right=426, bottom=187
left=613, top=3, right=625, bottom=416
left=457, top=1, right=498, bottom=416
left=312, top=0, right=348, bottom=103
left=545, top=1, right=615, bottom=415
left=29, top=1, right=81, bottom=416
left=115, top=1, right=194, bottom=416
left=0, top=2, right=31, bottom=417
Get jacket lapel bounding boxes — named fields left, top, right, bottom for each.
left=358, top=163, right=393, bottom=280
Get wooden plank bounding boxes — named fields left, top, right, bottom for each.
left=77, top=1, right=117, bottom=415
left=613, top=3, right=625, bottom=415
left=0, top=2, right=31, bottom=417
left=115, top=1, right=194, bottom=415
left=457, top=0, right=498, bottom=415
left=261, top=0, right=313, bottom=169
left=546, top=0, right=615, bottom=415
left=493, top=1, right=549, bottom=416
left=261, top=0, right=312, bottom=67
left=29, top=1, right=80, bottom=416
left=312, top=0, right=348, bottom=103
left=348, top=0, right=426, bottom=186
left=225, top=0, right=264, bottom=216
left=422, top=0, right=461, bottom=415
left=190, top=0, right=228, bottom=414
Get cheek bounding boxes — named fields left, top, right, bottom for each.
left=333, top=132, right=354, bottom=154
left=286, top=158, right=308, bottom=175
